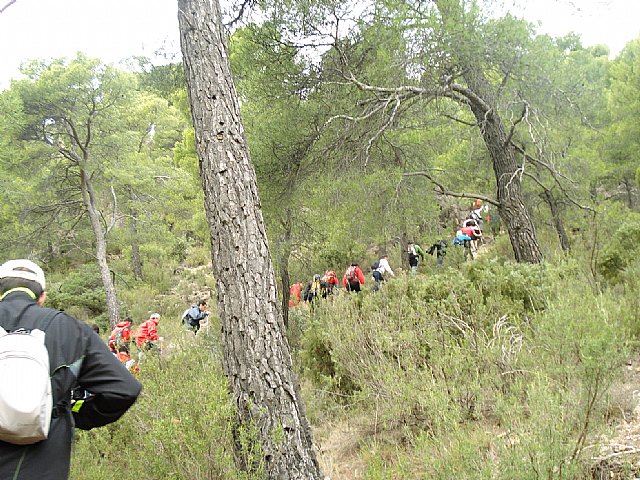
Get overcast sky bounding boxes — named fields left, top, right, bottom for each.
left=0, top=0, right=639, bottom=90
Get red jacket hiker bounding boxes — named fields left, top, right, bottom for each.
left=288, top=282, right=303, bottom=308
left=116, top=350, right=139, bottom=373
left=135, top=313, right=160, bottom=349
left=461, top=225, right=480, bottom=238
left=108, top=319, right=132, bottom=353
left=343, top=264, right=365, bottom=291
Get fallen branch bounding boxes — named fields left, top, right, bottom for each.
left=592, top=446, right=640, bottom=462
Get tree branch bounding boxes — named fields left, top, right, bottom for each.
left=514, top=143, right=595, bottom=212
left=449, top=82, right=491, bottom=113
left=504, top=102, right=528, bottom=147
left=0, top=0, right=16, bottom=14
left=403, top=170, right=500, bottom=206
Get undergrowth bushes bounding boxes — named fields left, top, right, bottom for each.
left=70, top=330, right=261, bottom=480
left=298, top=259, right=630, bottom=478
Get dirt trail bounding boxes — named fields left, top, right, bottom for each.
left=314, top=421, right=367, bottom=480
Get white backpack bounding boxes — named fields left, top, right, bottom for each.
left=0, top=318, right=54, bottom=445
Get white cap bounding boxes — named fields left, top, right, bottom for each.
left=0, top=259, right=46, bottom=291
left=150, top=313, right=160, bottom=319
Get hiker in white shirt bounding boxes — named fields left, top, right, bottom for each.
left=373, top=255, right=394, bottom=291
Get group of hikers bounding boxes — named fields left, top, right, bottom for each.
left=289, top=200, right=489, bottom=304
left=0, top=200, right=489, bottom=478
left=288, top=254, right=397, bottom=306
left=453, top=199, right=487, bottom=259
left=105, top=299, right=211, bottom=372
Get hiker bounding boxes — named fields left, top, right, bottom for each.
left=470, top=199, right=485, bottom=231
left=321, top=270, right=339, bottom=298
left=453, top=229, right=474, bottom=260
left=372, top=255, right=394, bottom=292
left=288, top=282, right=304, bottom=308
left=303, top=274, right=324, bottom=303
left=182, top=300, right=209, bottom=334
left=462, top=217, right=479, bottom=228
left=407, top=242, right=425, bottom=275
left=116, top=345, right=139, bottom=373
left=343, top=263, right=365, bottom=293
left=427, top=240, right=448, bottom=266
left=461, top=222, right=482, bottom=254
left=0, top=259, right=141, bottom=479
left=108, top=317, right=133, bottom=353
left=135, top=313, right=162, bottom=351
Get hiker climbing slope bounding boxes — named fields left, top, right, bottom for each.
left=372, top=255, right=394, bottom=292
left=108, top=317, right=133, bottom=353
left=343, top=263, right=365, bottom=293
left=182, top=300, right=209, bottom=334
left=135, top=313, right=162, bottom=351
left=407, top=242, right=425, bottom=275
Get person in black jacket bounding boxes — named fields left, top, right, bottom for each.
left=0, top=259, right=142, bottom=480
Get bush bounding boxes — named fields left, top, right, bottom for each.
left=47, top=263, right=106, bottom=321
left=298, top=262, right=630, bottom=477
left=598, top=214, right=640, bottom=284
left=71, top=337, right=260, bottom=480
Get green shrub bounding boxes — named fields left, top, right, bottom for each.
left=598, top=214, right=640, bottom=284
left=298, top=262, right=630, bottom=478
left=47, top=263, right=106, bottom=320
left=71, top=337, right=260, bottom=480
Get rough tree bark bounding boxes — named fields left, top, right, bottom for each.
left=177, top=0, right=322, bottom=478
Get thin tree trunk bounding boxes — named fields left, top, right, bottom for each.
left=279, top=212, right=293, bottom=329
left=400, top=223, right=409, bottom=272
left=79, top=168, right=120, bottom=329
left=129, top=204, right=143, bottom=280
left=178, top=0, right=322, bottom=478
left=623, top=177, right=636, bottom=210
left=541, top=188, right=571, bottom=252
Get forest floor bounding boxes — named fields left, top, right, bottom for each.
left=315, top=420, right=368, bottom=480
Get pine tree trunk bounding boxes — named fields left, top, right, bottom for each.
left=542, top=188, right=571, bottom=252
left=434, top=0, right=543, bottom=264
left=178, top=0, right=322, bottom=477
left=400, top=224, right=409, bottom=272
left=79, top=168, right=120, bottom=329
left=128, top=199, right=144, bottom=280
left=461, top=70, right=544, bottom=264
left=278, top=212, right=293, bottom=329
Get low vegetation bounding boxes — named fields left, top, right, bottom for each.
left=68, top=215, right=640, bottom=478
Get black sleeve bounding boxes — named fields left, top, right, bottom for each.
left=72, top=328, right=142, bottom=430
